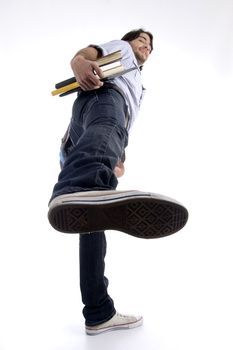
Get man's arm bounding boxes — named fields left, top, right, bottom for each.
left=70, top=46, right=104, bottom=91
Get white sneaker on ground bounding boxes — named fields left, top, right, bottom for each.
left=85, top=312, right=143, bottom=335
left=48, top=190, right=188, bottom=239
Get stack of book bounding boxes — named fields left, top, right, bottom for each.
left=51, top=50, right=124, bottom=97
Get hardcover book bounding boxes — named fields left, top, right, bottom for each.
left=51, top=50, right=126, bottom=97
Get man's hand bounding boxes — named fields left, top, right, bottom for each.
left=114, top=161, right=125, bottom=178
left=71, top=55, right=104, bottom=91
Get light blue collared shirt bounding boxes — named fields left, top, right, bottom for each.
left=93, top=40, right=145, bottom=131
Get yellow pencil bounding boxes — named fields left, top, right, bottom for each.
left=51, top=81, right=80, bottom=96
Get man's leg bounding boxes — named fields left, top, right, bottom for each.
left=79, top=231, right=143, bottom=335
left=48, top=87, right=188, bottom=239
left=50, top=87, right=128, bottom=200
left=79, top=231, right=116, bottom=326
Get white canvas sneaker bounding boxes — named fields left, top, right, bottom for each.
left=48, top=190, right=188, bottom=239
left=85, top=312, right=143, bottom=335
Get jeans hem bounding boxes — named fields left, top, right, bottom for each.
left=85, top=310, right=116, bottom=327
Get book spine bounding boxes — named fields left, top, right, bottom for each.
left=97, top=50, right=121, bottom=66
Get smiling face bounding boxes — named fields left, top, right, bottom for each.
left=129, top=33, right=152, bottom=66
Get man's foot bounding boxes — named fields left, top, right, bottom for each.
left=85, top=312, right=143, bottom=335
left=48, top=190, right=188, bottom=239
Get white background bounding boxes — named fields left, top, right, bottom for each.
left=0, top=0, right=233, bottom=349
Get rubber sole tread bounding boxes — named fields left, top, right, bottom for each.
left=48, top=197, right=188, bottom=239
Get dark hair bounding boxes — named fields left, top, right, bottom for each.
left=121, top=28, right=153, bottom=51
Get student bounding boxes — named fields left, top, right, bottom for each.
left=48, top=29, right=188, bottom=334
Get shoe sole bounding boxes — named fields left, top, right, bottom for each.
left=48, top=192, right=188, bottom=239
left=85, top=316, right=143, bottom=335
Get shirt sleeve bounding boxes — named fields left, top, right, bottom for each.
left=88, top=44, right=104, bottom=58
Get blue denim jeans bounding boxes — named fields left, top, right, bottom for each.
left=79, top=231, right=116, bottom=326
left=51, top=86, right=128, bottom=200
left=51, top=86, right=129, bottom=325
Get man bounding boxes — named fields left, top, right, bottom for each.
left=48, top=29, right=188, bottom=335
